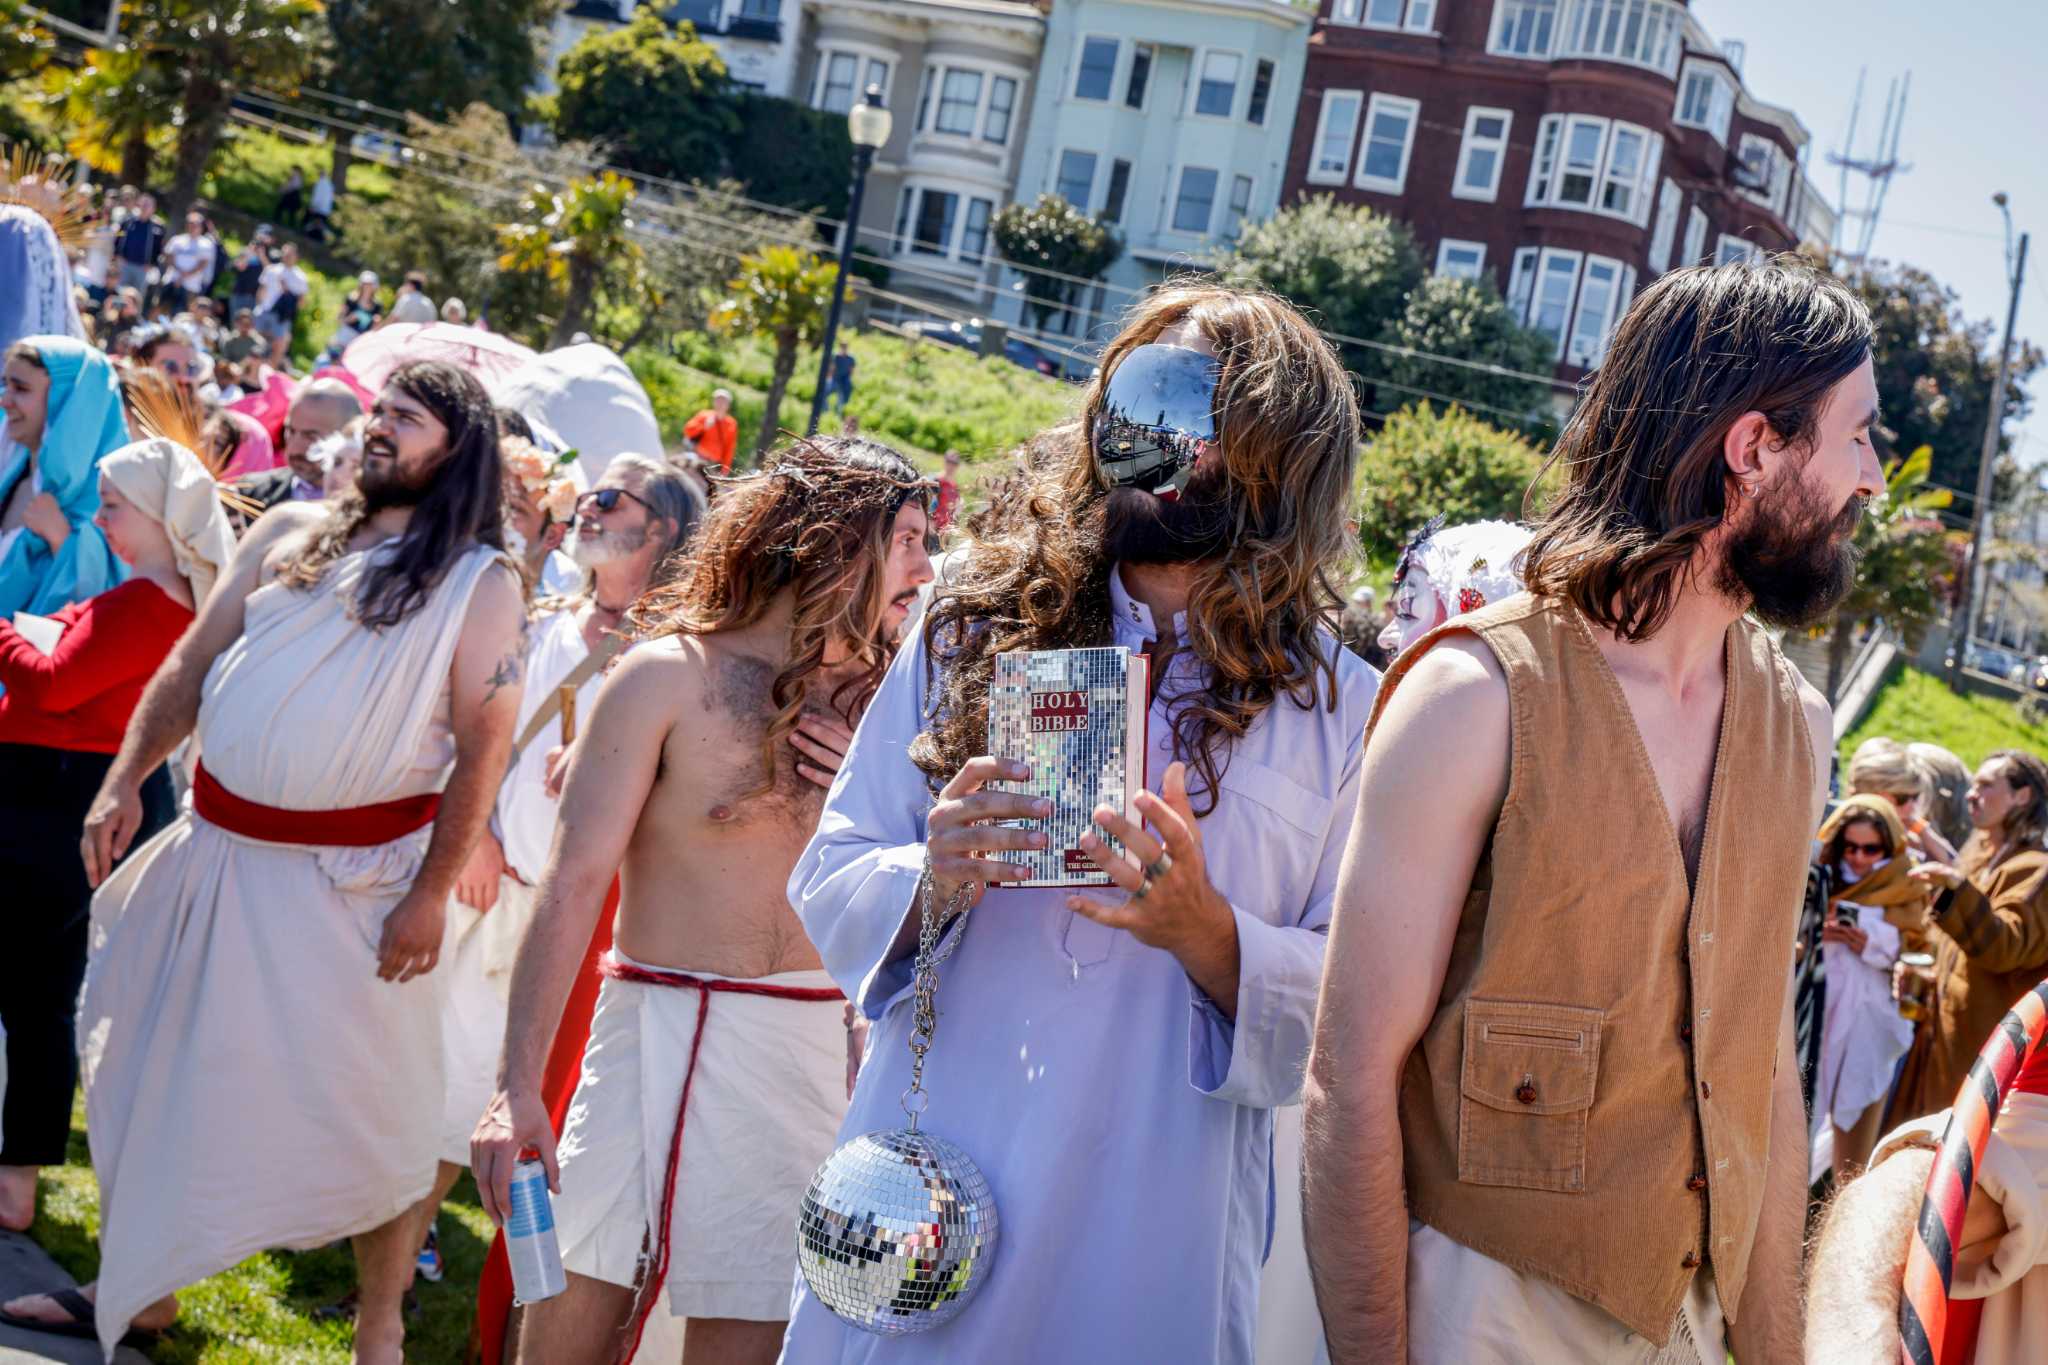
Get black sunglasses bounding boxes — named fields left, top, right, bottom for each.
left=1841, top=839, right=1887, bottom=857
left=577, top=487, right=655, bottom=516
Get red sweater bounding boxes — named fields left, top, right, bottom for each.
left=0, top=579, right=193, bottom=754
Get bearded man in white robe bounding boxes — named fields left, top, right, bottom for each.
left=0, top=359, right=526, bottom=1365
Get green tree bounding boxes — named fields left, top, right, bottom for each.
left=1823, top=443, right=1956, bottom=694
left=728, top=93, right=852, bottom=218
left=709, top=244, right=839, bottom=464
left=1849, top=261, right=2043, bottom=524
left=320, top=0, right=558, bottom=193
left=1354, top=401, right=1548, bottom=565
left=552, top=12, right=738, bottom=186
left=38, top=45, right=184, bottom=184
left=135, top=0, right=327, bottom=224
left=1374, top=274, right=1554, bottom=423
left=989, top=193, right=1121, bottom=334
left=625, top=185, right=811, bottom=353
left=1219, top=195, right=1424, bottom=373
left=497, top=170, right=643, bottom=349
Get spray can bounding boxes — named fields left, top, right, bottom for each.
left=506, top=1148, right=567, bottom=1304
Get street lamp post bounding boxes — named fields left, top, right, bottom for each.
left=1951, top=192, right=2031, bottom=691
left=808, top=85, right=892, bottom=437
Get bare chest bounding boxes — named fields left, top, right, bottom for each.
left=1613, top=674, right=1728, bottom=882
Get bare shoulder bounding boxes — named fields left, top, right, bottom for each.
left=1365, top=635, right=1511, bottom=817
left=247, top=499, right=326, bottom=571
left=459, top=558, right=527, bottom=648
left=594, top=634, right=709, bottom=730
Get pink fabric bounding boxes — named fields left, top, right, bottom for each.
left=229, top=370, right=299, bottom=447
left=218, top=409, right=279, bottom=479
left=311, top=364, right=373, bottom=411
left=339, top=322, right=536, bottom=396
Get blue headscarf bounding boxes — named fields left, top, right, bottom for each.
left=0, top=335, right=128, bottom=617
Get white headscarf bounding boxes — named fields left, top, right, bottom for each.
left=0, top=204, right=86, bottom=353
left=98, top=438, right=236, bottom=606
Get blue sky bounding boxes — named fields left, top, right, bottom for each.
left=1695, top=0, right=2045, bottom=470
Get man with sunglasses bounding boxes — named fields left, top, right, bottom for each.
left=779, top=284, right=1374, bottom=1363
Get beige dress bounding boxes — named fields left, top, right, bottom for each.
left=78, top=543, right=504, bottom=1357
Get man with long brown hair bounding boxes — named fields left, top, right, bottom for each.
left=470, top=435, right=934, bottom=1365
left=0, top=360, right=527, bottom=1362
left=779, top=281, right=1377, bottom=1363
left=1305, top=259, right=1882, bottom=1363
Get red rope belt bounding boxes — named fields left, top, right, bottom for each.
left=599, top=949, right=842, bottom=1364
left=1899, top=977, right=2048, bottom=1365
left=192, top=761, right=440, bottom=846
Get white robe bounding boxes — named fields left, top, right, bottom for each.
left=78, top=542, right=505, bottom=1358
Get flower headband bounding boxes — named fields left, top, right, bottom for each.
left=503, top=434, right=579, bottom=522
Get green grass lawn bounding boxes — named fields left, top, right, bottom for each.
left=1839, top=665, right=2048, bottom=771
left=33, top=1093, right=488, bottom=1363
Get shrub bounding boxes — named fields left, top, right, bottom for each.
left=1355, top=401, right=1549, bottom=565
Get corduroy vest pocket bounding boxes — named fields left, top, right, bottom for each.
left=1456, top=1000, right=1604, bottom=1194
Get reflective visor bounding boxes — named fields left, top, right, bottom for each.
left=1092, top=344, right=1221, bottom=499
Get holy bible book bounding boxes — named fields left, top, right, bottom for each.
left=986, top=646, right=1150, bottom=887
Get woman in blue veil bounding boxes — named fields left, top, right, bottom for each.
left=0, top=334, right=129, bottom=619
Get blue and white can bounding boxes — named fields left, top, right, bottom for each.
left=506, top=1152, right=567, bottom=1304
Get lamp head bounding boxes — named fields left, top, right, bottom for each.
left=849, top=85, right=893, bottom=150
left=1993, top=191, right=2010, bottom=209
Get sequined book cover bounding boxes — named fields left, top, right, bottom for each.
left=987, top=646, right=1150, bottom=888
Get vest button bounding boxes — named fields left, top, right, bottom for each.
left=1681, top=1251, right=1701, bottom=1269
left=1679, top=1022, right=1693, bottom=1042
left=1687, top=1174, right=1707, bottom=1192
left=1515, top=1083, right=1537, bottom=1105
left=1700, top=1080, right=1712, bottom=1100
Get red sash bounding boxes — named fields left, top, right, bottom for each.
left=193, top=762, right=439, bottom=846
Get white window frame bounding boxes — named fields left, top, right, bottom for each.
left=1647, top=177, right=1681, bottom=275
left=813, top=48, right=892, bottom=115
left=983, top=74, right=1018, bottom=145
left=1488, top=0, right=1560, bottom=58
left=1306, top=88, right=1363, bottom=186
left=1072, top=33, right=1121, bottom=103
left=1188, top=47, right=1244, bottom=120
left=1554, top=0, right=1683, bottom=76
left=1737, top=132, right=1792, bottom=215
left=1508, top=245, right=1540, bottom=319
left=1054, top=148, right=1099, bottom=212
left=1169, top=164, right=1221, bottom=235
left=1247, top=57, right=1276, bottom=126
left=1453, top=106, right=1514, bottom=202
left=1526, top=247, right=1583, bottom=360
left=1525, top=112, right=1660, bottom=224
left=1673, top=57, right=1735, bottom=144
left=1102, top=157, right=1133, bottom=224
left=916, top=59, right=1030, bottom=145
left=961, top=197, right=994, bottom=266
left=932, top=66, right=985, bottom=137
left=1339, top=0, right=1437, bottom=31
left=902, top=185, right=961, bottom=258
left=1682, top=205, right=1708, bottom=265
left=1225, top=173, right=1255, bottom=236
left=1565, top=255, right=1633, bottom=368
left=1124, top=41, right=1155, bottom=111
left=1716, top=233, right=1760, bottom=267
left=1353, top=92, right=1420, bottom=195
left=1435, top=238, right=1488, bottom=280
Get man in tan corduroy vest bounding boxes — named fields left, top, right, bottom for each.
left=1304, top=260, right=1888, bottom=1363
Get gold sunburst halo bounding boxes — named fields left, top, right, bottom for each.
left=0, top=143, right=95, bottom=254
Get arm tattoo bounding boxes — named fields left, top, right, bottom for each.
left=483, top=646, right=524, bottom=707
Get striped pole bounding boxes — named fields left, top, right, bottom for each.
left=1899, top=979, right=2048, bottom=1365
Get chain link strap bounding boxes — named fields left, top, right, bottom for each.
left=900, top=862, right=975, bottom=1130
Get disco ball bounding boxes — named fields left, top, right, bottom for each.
left=796, top=1126, right=1000, bottom=1335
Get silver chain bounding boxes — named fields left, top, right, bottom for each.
left=901, top=862, right=974, bottom=1130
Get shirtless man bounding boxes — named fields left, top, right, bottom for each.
left=1305, top=261, right=1882, bottom=1363
left=472, top=434, right=934, bottom=1365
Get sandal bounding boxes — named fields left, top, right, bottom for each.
left=0, top=1285, right=100, bottom=1340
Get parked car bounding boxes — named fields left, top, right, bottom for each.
left=902, top=320, right=1063, bottom=378
left=2029, top=656, right=2048, bottom=692
left=1954, top=642, right=2030, bottom=681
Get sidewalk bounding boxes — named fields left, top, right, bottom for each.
left=0, top=1232, right=148, bottom=1364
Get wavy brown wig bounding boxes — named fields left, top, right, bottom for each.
left=912, top=281, right=1362, bottom=809
left=629, top=435, right=928, bottom=801
left=275, top=360, right=505, bottom=629
left=1520, top=258, right=1872, bottom=641
left=1986, top=750, right=2048, bottom=852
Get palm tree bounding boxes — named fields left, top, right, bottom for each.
left=40, top=47, right=184, bottom=186
left=709, top=245, right=839, bottom=465
left=496, top=171, right=642, bottom=349
left=140, top=0, right=327, bottom=223
left=1823, top=443, right=1957, bottom=696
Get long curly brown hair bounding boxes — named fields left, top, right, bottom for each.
left=629, top=435, right=929, bottom=801
left=911, top=281, right=1361, bottom=809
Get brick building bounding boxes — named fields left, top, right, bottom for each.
left=1281, top=0, right=1837, bottom=384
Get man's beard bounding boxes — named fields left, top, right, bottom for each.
left=1103, top=469, right=1234, bottom=566
left=357, top=437, right=435, bottom=510
left=1714, top=475, right=1865, bottom=629
left=571, top=522, right=649, bottom=568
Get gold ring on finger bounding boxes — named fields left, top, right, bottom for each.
left=1145, top=852, right=1174, bottom=881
